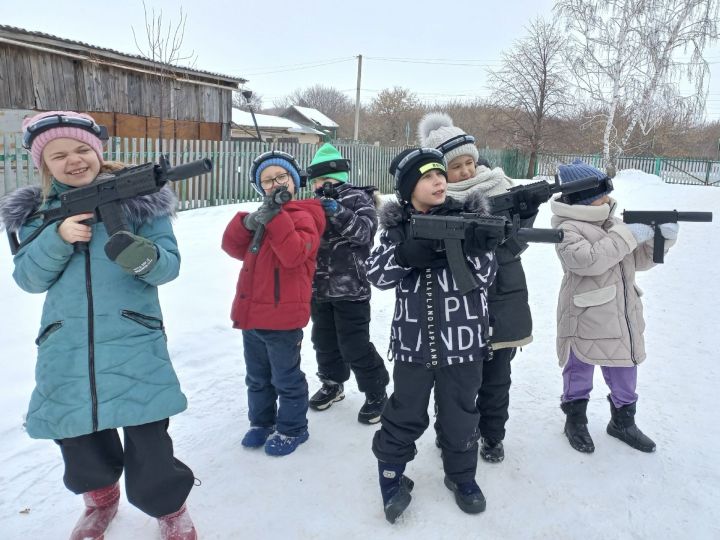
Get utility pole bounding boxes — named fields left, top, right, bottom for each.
left=353, top=54, right=362, bottom=142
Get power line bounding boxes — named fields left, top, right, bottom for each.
left=365, top=56, right=501, bottom=67
left=242, top=57, right=355, bottom=76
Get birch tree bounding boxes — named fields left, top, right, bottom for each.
left=556, top=0, right=718, bottom=175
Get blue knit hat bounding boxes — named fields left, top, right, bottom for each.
left=254, top=157, right=301, bottom=190
left=558, top=159, right=611, bottom=205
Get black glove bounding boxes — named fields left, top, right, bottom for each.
left=394, top=238, right=442, bottom=268
left=464, top=222, right=501, bottom=256
left=243, top=193, right=283, bottom=230
left=517, top=191, right=541, bottom=219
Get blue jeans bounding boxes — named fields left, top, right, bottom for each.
left=242, top=329, right=308, bottom=437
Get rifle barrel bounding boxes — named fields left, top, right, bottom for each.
left=164, top=158, right=213, bottom=182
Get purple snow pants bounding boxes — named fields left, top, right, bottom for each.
left=561, top=349, right=638, bottom=408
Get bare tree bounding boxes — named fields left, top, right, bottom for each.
left=367, top=87, right=419, bottom=144
left=556, top=0, right=719, bottom=175
left=233, top=91, right=263, bottom=112
left=487, top=17, right=572, bottom=177
left=273, top=85, right=353, bottom=120
left=132, top=1, right=197, bottom=144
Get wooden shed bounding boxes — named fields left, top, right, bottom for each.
left=0, top=25, right=247, bottom=140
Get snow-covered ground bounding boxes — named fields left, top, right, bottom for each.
left=1, top=170, right=719, bottom=539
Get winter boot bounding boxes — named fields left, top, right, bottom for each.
left=157, top=504, right=197, bottom=540
left=309, top=380, right=344, bottom=411
left=443, top=477, right=486, bottom=514
left=606, top=395, right=656, bottom=453
left=560, top=399, right=595, bottom=453
left=264, top=429, right=309, bottom=456
left=378, top=461, right=414, bottom=524
left=357, top=391, right=388, bottom=424
left=241, top=426, right=275, bottom=448
left=479, top=437, right=505, bottom=463
left=69, top=482, right=120, bottom=540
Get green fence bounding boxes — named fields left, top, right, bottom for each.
left=535, top=152, right=720, bottom=186
left=0, top=136, right=409, bottom=206
left=3, top=136, right=718, bottom=204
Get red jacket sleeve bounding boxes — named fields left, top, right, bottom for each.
left=265, top=209, right=321, bottom=269
left=221, top=211, right=253, bottom=260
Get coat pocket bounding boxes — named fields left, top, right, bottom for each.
left=572, top=285, right=622, bottom=339
left=35, top=321, right=63, bottom=346
left=121, top=310, right=165, bottom=333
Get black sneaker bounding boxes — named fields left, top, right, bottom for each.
left=358, top=391, right=388, bottom=424
left=309, top=381, right=344, bottom=411
left=479, top=438, right=505, bottom=463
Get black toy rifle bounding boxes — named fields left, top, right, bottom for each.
left=411, top=213, right=563, bottom=295
left=488, top=175, right=600, bottom=219
left=249, top=186, right=292, bottom=254
left=8, top=155, right=212, bottom=255
left=622, top=210, right=713, bottom=263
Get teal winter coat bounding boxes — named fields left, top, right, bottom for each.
left=1, top=181, right=187, bottom=440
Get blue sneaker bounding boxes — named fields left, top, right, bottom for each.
left=264, top=430, right=309, bottom=456
left=241, top=426, right=275, bottom=448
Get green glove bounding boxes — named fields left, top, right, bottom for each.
left=105, top=231, right=158, bottom=275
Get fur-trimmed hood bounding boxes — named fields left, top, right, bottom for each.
left=0, top=184, right=177, bottom=233
left=378, top=191, right=491, bottom=229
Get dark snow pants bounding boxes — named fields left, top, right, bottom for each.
left=373, top=361, right=483, bottom=484
left=476, top=347, right=516, bottom=442
left=310, top=299, right=389, bottom=394
left=56, top=419, right=194, bottom=517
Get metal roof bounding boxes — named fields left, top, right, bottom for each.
left=0, top=24, right=246, bottom=86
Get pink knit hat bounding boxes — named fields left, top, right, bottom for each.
left=22, top=111, right=105, bottom=168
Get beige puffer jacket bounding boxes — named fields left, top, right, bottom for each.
left=551, top=197, right=675, bottom=368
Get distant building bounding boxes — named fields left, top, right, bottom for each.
left=231, top=109, right=325, bottom=144
left=280, top=105, right=339, bottom=140
left=0, top=25, right=246, bottom=140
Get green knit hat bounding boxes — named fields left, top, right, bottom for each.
left=308, top=143, right=349, bottom=183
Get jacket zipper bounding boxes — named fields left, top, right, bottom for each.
left=274, top=268, right=280, bottom=306
left=619, top=266, right=637, bottom=365
left=84, top=249, right=99, bottom=431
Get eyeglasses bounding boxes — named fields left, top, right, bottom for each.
left=23, top=114, right=108, bottom=149
left=260, top=172, right=292, bottom=189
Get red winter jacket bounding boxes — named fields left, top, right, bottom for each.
left=222, top=199, right=325, bottom=330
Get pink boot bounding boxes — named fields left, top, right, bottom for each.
left=158, top=504, right=197, bottom=540
left=69, top=482, right=120, bottom=540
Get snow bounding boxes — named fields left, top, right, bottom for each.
left=289, top=105, right=339, bottom=128
left=230, top=109, right=324, bottom=135
left=1, top=170, right=719, bottom=539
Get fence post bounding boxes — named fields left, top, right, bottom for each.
left=705, top=160, right=711, bottom=186
left=654, top=157, right=661, bottom=177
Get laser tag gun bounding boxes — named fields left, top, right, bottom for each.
left=321, top=181, right=340, bottom=200
left=8, top=155, right=213, bottom=255
left=622, top=210, right=713, bottom=263
left=411, top=213, right=564, bottom=295
left=488, top=175, right=601, bottom=219
left=249, top=185, right=293, bottom=254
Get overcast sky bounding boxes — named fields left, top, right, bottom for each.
left=4, top=0, right=720, bottom=120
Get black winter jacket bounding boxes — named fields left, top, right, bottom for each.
left=312, top=183, right=378, bottom=302
left=367, top=193, right=498, bottom=369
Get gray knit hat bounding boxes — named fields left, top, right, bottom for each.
left=418, top=112, right=479, bottom=165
